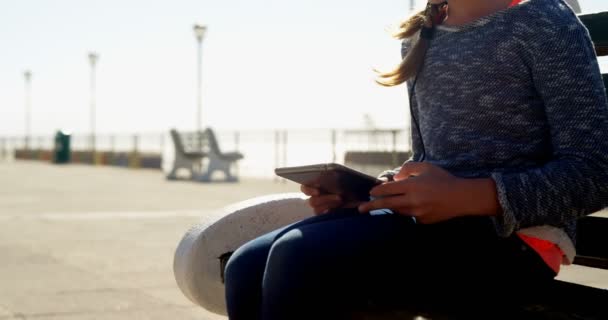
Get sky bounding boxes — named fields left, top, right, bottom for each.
left=1, top=0, right=607, bottom=137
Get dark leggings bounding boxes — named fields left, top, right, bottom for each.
left=224, top=209, right=556, bottom=320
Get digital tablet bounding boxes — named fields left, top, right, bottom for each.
left=274, top=163, right=383, bottom=202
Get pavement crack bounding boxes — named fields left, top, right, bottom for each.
left=7, top=305, right=201, bottom=319
left=54, top=285, right=175, bottom=295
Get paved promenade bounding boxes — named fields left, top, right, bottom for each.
left=0, top=161, right=606, bottom=320
left=0, top=161, right=298, bottom=320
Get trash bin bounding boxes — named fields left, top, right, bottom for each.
left=53, top=130, right=71, bottom=164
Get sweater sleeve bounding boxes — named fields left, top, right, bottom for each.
left=491, top=24, right=608, bottom=236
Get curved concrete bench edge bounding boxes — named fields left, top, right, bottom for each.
left=173, top=192, right=314, bottom=315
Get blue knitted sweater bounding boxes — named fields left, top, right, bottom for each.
left=396, top=0, right=608, bottom=245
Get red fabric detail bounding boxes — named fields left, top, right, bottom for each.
left=516, top=233, right=564, bottom=274
left=510, top=0, right=523, bottom=7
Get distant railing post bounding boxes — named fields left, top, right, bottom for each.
left=274, top=130, right=280, bottom=182
left=130, top=134, right=140, bottom=168
left=134, top=134, right=139, bottom=153
left=234, top=131, right=240, bottom=178
left=37, top=136, right=43, bottom=160
left=109, top=135, right=116, bottom=166
left=23, top=136, right=28, bottom=158
left=1, top=137, right=5, bottom=161
left=110, top=135, right=115, bottom=153
left=10, top=137, right=15, bottom=160
left=282, top=130, right=288, bottom=183
left=331, top=129, right=337, bottom=163
left=234, top=131, right=240, bottom=152
left=31, top=135, right=35, bottom=160
left=160, top=133, right=165, bottom=154
left=13, top=136, right=19, bottom=160
left=21, top=136, right=27, bottom=159
left=391, top=130, right=398, bottom=167
left=407, top=124, right=413, bottom=154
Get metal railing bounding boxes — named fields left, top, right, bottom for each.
left=0, top=128, right=412, bottom=178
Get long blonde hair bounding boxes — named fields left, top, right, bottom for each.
left=376, top=2, right=447, bottom=87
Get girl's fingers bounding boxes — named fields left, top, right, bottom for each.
left=358, top=195, right=411, bottom=213
left=308, top=194, right=342, bottom=208
left=300, top=185, right=320, bottom=196
left=369, top=180, right=413, bottom=197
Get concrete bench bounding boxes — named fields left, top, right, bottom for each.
left=173, top=193, right=314, bottom=315
left=173, top=193, right=608, bottom=319
left=167, top=128, right=243, bottom=182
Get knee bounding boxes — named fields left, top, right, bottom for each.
left=224, top=239, right=267, bottom=290
left=265, top=229, right=319, bottom=275
left=268, top=229, right=305, bottom=260
left=223, top=247, right=246, bottom=287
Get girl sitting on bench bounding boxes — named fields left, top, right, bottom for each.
left=224, top=0, right=608, bottom=319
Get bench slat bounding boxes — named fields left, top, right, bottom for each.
left=580, top=12, right=608, bottom=56
left=167, top=128, right=243, bottom=182
left=356, top=281, right=608, bottom=320
left=574, top=255, right=608, bottom=270
left=576, top=215, right=608, bottom=268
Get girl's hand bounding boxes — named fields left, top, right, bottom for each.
left=301, top=185, right=362, bottom=215
left=358, top=162, right=500, bottom=224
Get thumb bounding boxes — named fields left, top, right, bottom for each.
left=394, top=162, right=431, bottom=181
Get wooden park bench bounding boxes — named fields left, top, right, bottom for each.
left=167, top=128, right=244, bottom=182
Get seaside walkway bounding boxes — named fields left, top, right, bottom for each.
left=0, top=161, right=297, bottom=320
left=0, top=161, right=606, bottom=319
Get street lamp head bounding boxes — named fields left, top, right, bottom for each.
left=193, top=24, right=207, bottom=41
left=88, top=52, right=99, bottom=66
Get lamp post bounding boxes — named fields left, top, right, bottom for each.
left=410, top=0, right=415, bottom=12
left=24, top=70, right=32, bottom=150
left=88, top=52, right=99, bottom=154
left=193, top=24, right=207, bottom=140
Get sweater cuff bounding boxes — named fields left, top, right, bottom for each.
left=376, top=168, right=401, bottom=181
left=490, top=172, right=518, bottom=237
